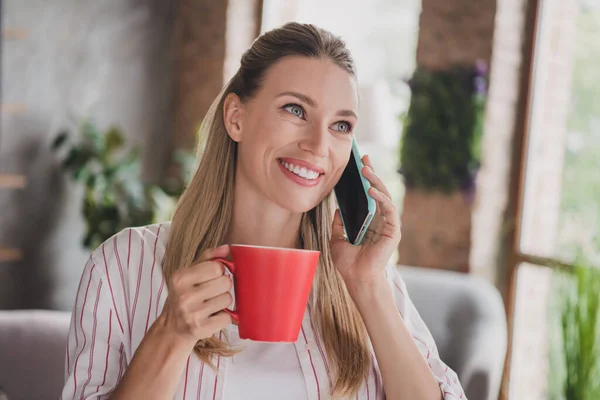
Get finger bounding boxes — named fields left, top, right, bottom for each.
left=196, top=275, right=232, bottom=302
left=362, top=155, right=375, bottom=172
left=176, top=276, right=231, bottom=314
left=206, top=311, right=233, bottom=332
left=362, top=165, right=392, bottom=200
left=175, top=260, right=226, bottom=289
left=330, top=209, right=348, bottom=243
left=361, top=162, right=380, bottom=215
left=368, top=187, right=400, bottom=238
left=201, top=292, right=234, bottom=318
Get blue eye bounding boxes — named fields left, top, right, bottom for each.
left=332, top=121, right=353, bottom=133
left=283, top=104, right=305, bottom=119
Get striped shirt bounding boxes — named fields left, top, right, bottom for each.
left=61, top=222, right=466, bottom=400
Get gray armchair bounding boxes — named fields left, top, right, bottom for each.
left=400, top=265, right=507, bottom=400
left=0, top=266, right=506, bottom=400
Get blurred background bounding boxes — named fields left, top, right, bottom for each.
left=1, top=0, right=599, bottom=399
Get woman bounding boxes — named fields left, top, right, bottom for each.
left=61, top=23, right=466, bottom=400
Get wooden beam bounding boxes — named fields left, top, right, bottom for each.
left=0, top=103, right=28, bottom=115
left=0, top=174, right=27, bottom=189
left=173, top=0, right=263, bottom=152
left=516, top=252, right=575, bottom=272
left=500, top=0, right=543, bottom=398
left=0, top=247, right=23, bottom=262
left=2, top=28, right=28, bottom=40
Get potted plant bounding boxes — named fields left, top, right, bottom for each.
left=548, top=250, right=600, bottom=400
left=52, top=119, right=196, bottom=250
left=397, top=61, right=487, bottom=272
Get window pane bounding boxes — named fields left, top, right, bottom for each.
left=520, top=0, right=600, bottom=264
left=510, top=263, right=553, bottom=400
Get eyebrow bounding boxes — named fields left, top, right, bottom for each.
left=276, top=91, right=357, bottom=119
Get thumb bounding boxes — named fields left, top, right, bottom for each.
left=331, top=209, right=347, bottom=244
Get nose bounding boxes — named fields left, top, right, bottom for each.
left=298, top=125, right=328, bottom=158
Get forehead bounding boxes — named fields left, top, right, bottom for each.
left=258, top=56, right=359, bottom=111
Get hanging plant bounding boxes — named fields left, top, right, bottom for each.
left=398, top=61, right=488, bottom=194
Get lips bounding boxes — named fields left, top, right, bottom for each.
left=277, top=158, right=325, bottom=187
left=278, top=159, right=322, bottom=180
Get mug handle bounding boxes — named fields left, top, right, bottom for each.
left=213, top=258, right=239, bottom=323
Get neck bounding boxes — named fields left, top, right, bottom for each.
left=225, top=174, right=303, bottom=249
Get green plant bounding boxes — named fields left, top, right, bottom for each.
left=52, top=119, right=195, bottom=250
left=548, top=256, right=600, bottom=400
left=398, top=62, right=487, bottom=193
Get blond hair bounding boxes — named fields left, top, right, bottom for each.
left=163, top=22, right=370, bottom=398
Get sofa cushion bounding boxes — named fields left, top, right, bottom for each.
left=0, top=310, right=71, bottom=400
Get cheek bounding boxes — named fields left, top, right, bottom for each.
left=326, top=167, right=344, bottom=191
left=326, top=146, right=351, bottom=186
left=248, top=113, right=296, bottom=145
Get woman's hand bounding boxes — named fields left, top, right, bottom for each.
left=330, top=155, right=401, bottom=295
left=154, top=245, right=233, bottom=347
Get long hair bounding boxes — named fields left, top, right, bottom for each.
left=162, top=22, right=370, bottom=398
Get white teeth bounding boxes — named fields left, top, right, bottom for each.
left=279, top=160, right=320, bottom=181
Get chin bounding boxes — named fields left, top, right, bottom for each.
left=277, top=196, right=322, bottom=214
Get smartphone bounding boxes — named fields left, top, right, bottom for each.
left=333, top=137, right=377, bottom=246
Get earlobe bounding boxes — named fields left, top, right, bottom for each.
left=223, top=93, right=243, bottom=142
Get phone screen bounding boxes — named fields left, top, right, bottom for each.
left=334, top=151, right=370, bottom=243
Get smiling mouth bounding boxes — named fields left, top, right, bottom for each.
left=277, top=158, right=324, bottom=181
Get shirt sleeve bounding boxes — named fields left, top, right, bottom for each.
left=385, top=265, right=467, bottom=399
left=61, top=255, right=127, bottom=400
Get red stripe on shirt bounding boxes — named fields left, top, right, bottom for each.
left=130, top=227, right=147, bottom=342
left=197, top=360, right=205, bottom=400
left=66, top=339, right=71, bottom=375
left=145, top=224, right=162, bottom=332
left=183, top=356, right=191, bottom=400
left=102, top=244, right=125, bottom=334
left=301, top=326, right=321, bottom=400
left=127, top=229, right=132, bottom=269
left=67, top=259, right=91, bottom=373
left=111, top=237, right=132, bottom=335
left=393, top=280, right=405, bottom=296
left=412, top=334, right=430, bottom=355
left=212, top=331, right=223, bottom=400
left=97, top=309, right=113, bottom=392
left=155, top=252, right=167, bottom=318
left=307, top=303, right=332, bottom=390
left=80, top=280, right=103, bottom=399
left=71, top=264, right=95, bottom=400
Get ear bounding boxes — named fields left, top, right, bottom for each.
left=223, top=93, right=244, bottom=142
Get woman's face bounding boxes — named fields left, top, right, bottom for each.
left=225, top=56, right=359, bottom=213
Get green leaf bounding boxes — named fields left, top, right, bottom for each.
left=62, top=148, right=80, bottom=170
left=51, top=131, right=69, bottom=150
left=105, top=127, right=125, bottom=154
left=81, top=119, right=103, bottom=153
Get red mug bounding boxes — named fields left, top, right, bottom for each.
left=214, top=244, right=320, bottom=342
